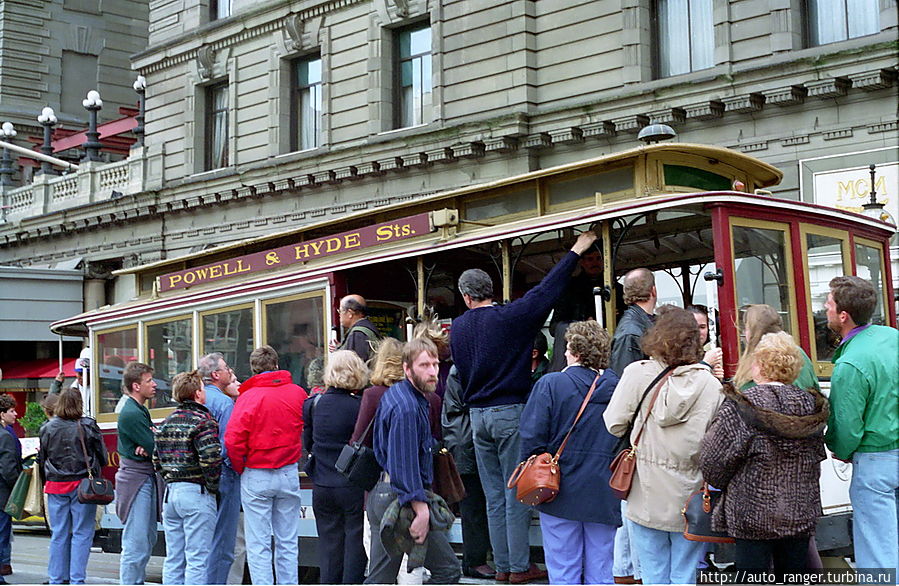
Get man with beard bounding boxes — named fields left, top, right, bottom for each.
left=823, top=276, right=898, bottom=571
left=364, top=338, right=461, bottom=584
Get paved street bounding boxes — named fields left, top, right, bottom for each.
left=6, top=527, right=163, bottom=585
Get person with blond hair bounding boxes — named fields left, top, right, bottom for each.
left=154, top=370, right=222, bottom=585
left=39, top=389, right=106, bottom=585
left=302, top=350, right=369, bottom=584
left=734, top=304, right=818, bottom=392
left=701, top=332, right=828, bottom=573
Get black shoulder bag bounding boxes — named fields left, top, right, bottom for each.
left=76, top=421, right=115, bottom=505
left=335, top=416, right=381, bottom=491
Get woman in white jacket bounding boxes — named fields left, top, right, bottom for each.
left=604, top=306, right=723, bottom=585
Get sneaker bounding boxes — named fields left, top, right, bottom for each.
left=509, top=564, right=548, bottom=584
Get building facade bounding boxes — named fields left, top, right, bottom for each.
left=1, top=0, right=896, bottom=313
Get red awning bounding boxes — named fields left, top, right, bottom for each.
left=0, top=358, right=78, bottom=379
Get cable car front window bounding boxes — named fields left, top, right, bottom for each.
left=732, top=224, right=793, bottom=334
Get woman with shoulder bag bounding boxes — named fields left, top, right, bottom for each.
left=604, top=306, right=723, bottom=585
left=38, top=389, right=107, bottom=585
left=700, top=332, right=827, bottom=573
left=519, top=321, right=621, bottom=584
left=303, top=350, right=370, bottom=584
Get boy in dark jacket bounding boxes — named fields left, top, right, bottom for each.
left=154, top=370, right=222, bottom=585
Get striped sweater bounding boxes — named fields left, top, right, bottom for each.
left=153, top=401, right=222, bottom=493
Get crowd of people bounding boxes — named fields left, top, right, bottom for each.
left=3, top=235, right=896, bottom=585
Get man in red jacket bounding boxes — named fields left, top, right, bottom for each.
left=224, top=345, right=308, bottom=585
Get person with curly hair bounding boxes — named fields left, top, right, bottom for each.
left=700, top=332, right=828, bottom=574
left=604, top=306, right=723, bottom=584
left=519, top=320, right=621, bottom=584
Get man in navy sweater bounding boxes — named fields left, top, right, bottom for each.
left=450, top=230, right=597, bottom=584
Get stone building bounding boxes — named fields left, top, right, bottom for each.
left=1, top=0, right=896, bottom=317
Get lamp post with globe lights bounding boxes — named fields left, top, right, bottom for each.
left=133, top=75, right=147, bottom=149
left=82, top=90, right=103, bottom=162
left=37, top=106, right=58, bottom=175
left=0, top=122, right=17, bottom=188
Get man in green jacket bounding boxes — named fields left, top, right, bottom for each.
left=823, top=275, right=898, bottom=571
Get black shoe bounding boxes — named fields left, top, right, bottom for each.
left=465, top=564, right=498, bottom=579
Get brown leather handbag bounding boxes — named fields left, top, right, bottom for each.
left=433, top=447, right=466, bottom=505
left=608, top=367, right=673, bottom=500
left=682, top=483, right=734, bottom=543
left=507, top=373, right=600, bottom=506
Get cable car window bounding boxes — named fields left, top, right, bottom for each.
left=96, top=327, right=138, bottom=415
left=805, top=233, right=847, bottom=362
left=264, top=294, right=326, bottom=392
left=145, top=317, right=192, bottom=410
left=664, top=164, right=731, bottom=191
left=855, top=240, right=887, bottom=325
left=463, top=188, right=535, bottom=222
left=547, top=167, right=633, bottom=207
left=202, top=305, right=254, bottom=382
left=732, top=224, right=793, bottom=334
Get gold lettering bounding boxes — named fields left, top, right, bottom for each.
left=195, top=267, right=210, bottom=280
left=308, top=240, right=325, bottom=256
left=325, top=238, right=342, bottom=253
left=168, top=274, right=183, bottom=289
left=401, top=223, right=412, bottom=236
left=344, top=233, right=361, bottom=249
left=294, top=244, right=310, bottom=260
left=236, top=259, right=251, bottom=272
left=209, top=265, right=223, bottom=279
left=376, top=225, right=393, bottom=241
left=836, top=180, right=854, bottom=202
left=875, top=175, right=888, bottom=195
left=266, top=252, right=281, bottom=266
left=184, top=272, right=196, bottom=284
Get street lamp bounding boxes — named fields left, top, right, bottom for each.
left=861, top=164, right=897, bottom=227
left=132, top=75, right=146, bottom=149
left=37, top=106, right=58, bottom=175
left=82, top=89, right=103, bottom=162
left=0, top=122, right=16, bottom=187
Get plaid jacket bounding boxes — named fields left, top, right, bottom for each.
left=153, top=401, right=222, bottom=493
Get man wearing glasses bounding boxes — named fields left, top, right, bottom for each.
left=331, top=294, right=380, bottom=362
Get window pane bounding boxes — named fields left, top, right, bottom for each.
left=809, top=0, right=849, bottom=45
left=296, top=57, right=322, bottom=150
left=464, top=188, right=536, bottom=221
left=732, top=226, right=793, bottom=334
left=203, top=307, right=254, bottom=382
left=209, top=84, right=229, bottom=169
left=689, top=0, right=714, bottom=70
left=548, top=168, right=634, bottom=206
left=806, top=234, right=846, bottom=361
left=658, top=0, right=690, bottom=76
left=396, top=26, right=431, bottom=129
left=265, top=296, right=326, bottom=391
left=409, top=27, right=431, bottom=55
left=146, top=318, right=192, bottom=410
left=96, top=328, right=138, bottom=415
left=847, top=0, right=879, bottom=38
left=855, top=242, right=886, bottom=325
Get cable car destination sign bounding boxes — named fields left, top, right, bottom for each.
left=159, top=212, right=433, bottom=292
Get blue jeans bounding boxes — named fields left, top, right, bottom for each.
left=240, top=463, right=301, bottom=585
left=470, top=404, right=532, bottom=574
left=629, top=521, right=705, bottom=584
left=47, top=491, right=96, bottom=585
left=613, top=501, right=641, bottom=579
left=850, top=449, right=899, bottom=570
left=207, top=466, right=241, bottom=584
left=539, top=512, right=615, bottom=584
left=119, top=477, right=158, bottom=585
left=162, top=482, right=217, bottom=585
left=0, top=511, right=10, bottom=566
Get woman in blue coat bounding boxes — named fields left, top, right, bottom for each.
left=519, top=320, right=622, bottom=584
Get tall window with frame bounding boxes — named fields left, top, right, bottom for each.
left=807, top=0, right=879, bottom=46
left=211, top=0, right=231, bottom=20
left=206, top=82, right=229, bottom=170
left=293, top=55, right=322, bottom=151
left=395, top=23, right=432, bottom=129
left=655, top=0, right=714, bottom=78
